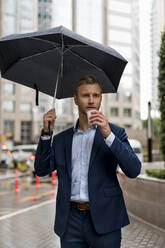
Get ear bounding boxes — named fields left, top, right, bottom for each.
left=74, top=95, right=78, bottom=106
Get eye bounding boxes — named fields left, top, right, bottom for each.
left=93, top=94, right=100, bottom=97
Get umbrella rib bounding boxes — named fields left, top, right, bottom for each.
left=67, top=49, right=117, bottom=92
left=20, top=47, right=61, bottom=61
left=30, top=37, right=59, bottom=48
left=30, top=37, right=90, bottom=50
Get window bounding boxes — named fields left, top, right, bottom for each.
left=21, top=121, right=32, bottom=144
left=62, top=99, right=70, bottom=115
left=3, top=120, right=14, bottom=136
left=109, top=14, right=131, bottom=29
left=110, top=107, right=119, bottom=117
left=123, top=92, right=132, bottom=102
left=3, top=82, right=15, bottom=95
left=20, top=103, right=31, bottom=113
left=3, top=16, right=16, bottom=35
left=123, top=108, right=131, bottom=117
left=2, top=101, right=14, bottom=112
left=135, top=83, right=140, bottom=93
left=109, top=30, right=131, bottom=44
left=40, top=106, right=46, bottom=113
left=135, top=111, right=140, bottom=120
left=109, top=93, right=119, bottom=101
left=3, top=0, right=16, bottom=14
left=110, top=0, right=131, bottom=14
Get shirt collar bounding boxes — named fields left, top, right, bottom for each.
left=73, top=119, right=97, bottom=133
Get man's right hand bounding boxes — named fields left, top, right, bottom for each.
left=43, top=108, right=56, bottom=131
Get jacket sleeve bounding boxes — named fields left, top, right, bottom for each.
left=34, top=136, right=56, bottom=177
left=109, top=127, right=141, bottom=178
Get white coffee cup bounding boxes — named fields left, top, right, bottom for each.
left=86, top=109, right=96, bottom=125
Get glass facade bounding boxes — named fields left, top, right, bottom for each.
left=2, top=0, right=35, bottom=35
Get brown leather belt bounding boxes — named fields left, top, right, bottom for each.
left=70, top=201, right=90, bottom=211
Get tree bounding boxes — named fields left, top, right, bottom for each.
left=142, top=118, right=161, bottom=138
left=158, top=31, right=165, bottom=162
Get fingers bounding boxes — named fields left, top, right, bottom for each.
left=89, top=111, right=107, bottom=127
left=44, top=108, right=56, bottom=119
left=90, top=118, right=105, bottom=126
left=43, top=108, right=56, bottom=130
left=89, top=112, right=105, bottom=121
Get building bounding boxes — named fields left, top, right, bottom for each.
left=52, top=0, right=142, bottom=130
left=103, top=0, right=141, bottom=129
left=37, top=0, right=53, bottom=119
left=0, top=0, right=38, bottom=145
left=151, top=0, right=165, bottom=117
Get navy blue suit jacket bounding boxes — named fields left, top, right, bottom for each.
left=34, top=123, right=141, bottom=237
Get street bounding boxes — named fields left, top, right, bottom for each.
left=0, top=174, right=165, bottom=248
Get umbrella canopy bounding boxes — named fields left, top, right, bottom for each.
left=0, top=25, right=127, bottom=100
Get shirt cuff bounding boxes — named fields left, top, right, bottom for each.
left=41, top=136, right=51, bottom=140
left=105, top=132, right=115, bottom=147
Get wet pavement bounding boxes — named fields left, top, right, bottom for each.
left=0, top=200, right=165, bottom=248
left=0, top=173, right=55, bottom=216
left=0, top=173, right=165, bottom=248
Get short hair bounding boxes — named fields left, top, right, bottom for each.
left=74, top=75, right=102, bottom=96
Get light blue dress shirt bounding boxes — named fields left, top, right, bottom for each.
left=41, top=122, right=115, bottom=202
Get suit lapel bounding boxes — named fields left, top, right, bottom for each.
left=65, top=128, right=74, bottom=179
left=89, top=127, right=102, bottom=170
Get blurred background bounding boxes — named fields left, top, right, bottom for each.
left=0, top=1, right=165, bottom=248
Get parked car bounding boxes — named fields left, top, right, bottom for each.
left=128, top=139, right=143, bottom=162
left=0, top=149, right=11, bottom=168
left=9, top=144, right=37, bottom=172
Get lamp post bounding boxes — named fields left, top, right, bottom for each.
left=147, top=101, right=152, bottom=162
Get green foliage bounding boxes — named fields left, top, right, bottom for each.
left=145, top=169, right=165, bottom=179
left=158, top=31, right=165, bottom=161
left=142, top=118, right=161, bottom=137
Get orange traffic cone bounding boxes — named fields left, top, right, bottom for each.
left=14, top=168, right=19, bottom=193
left=35, top=175, right=40, bottom=189
left=51, top=172, right=56, bottom=185
left=49, top=195, right=53, bottom=200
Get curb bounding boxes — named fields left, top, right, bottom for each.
left=0, top=171, right=31, bottom=181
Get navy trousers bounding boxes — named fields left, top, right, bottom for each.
left=60, top=208, right=122, bottom=248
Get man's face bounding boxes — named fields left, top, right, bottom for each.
left=74, top=83, right=102, bottom=115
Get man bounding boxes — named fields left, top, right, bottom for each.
left=34, top=75, right=141, bottom=248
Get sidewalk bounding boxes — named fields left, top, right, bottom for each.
left=0, top=200, right=164, bottom=248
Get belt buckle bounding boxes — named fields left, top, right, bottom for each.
left=77, top=203, right=85, bottom=211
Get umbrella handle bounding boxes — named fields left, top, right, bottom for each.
left=48, top=121, right=50, bottom=132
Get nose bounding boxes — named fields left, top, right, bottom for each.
left=89, top=95, right=94, bottom=103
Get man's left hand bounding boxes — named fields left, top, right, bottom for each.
left=89, top=110, right=111, bottom=138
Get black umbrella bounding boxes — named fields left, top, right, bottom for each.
left=0, top=25, right=127, bottom=103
